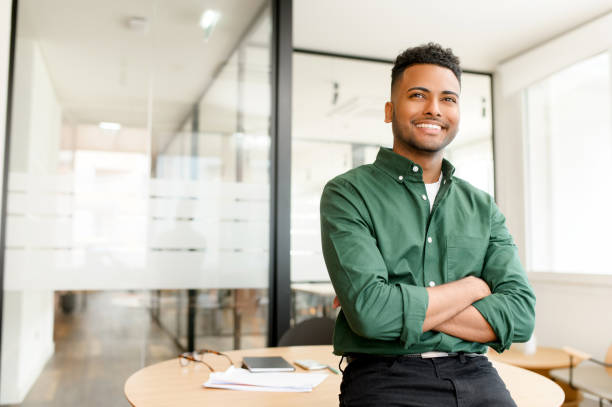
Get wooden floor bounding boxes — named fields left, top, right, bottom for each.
left=10, top=291, right=266, bottom=406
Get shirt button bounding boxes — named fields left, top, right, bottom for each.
left=428, top=281, right=436, bottom=287
left=421, top=194, right=427, bottom=200
left=412, top=165, right=419, bottom=173
left=398, top=175, right=403, bottom=181
left=427, top=237, right=432, bottom=243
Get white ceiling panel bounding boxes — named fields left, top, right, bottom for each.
left=294, top=0, right=612, bottom=71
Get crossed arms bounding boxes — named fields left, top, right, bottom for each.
left=335, top=276, right=497, bottom=343
left=423, top=277, right=496, bottom=342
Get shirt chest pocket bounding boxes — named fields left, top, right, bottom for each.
left=446, top=235, right=487, bottom=279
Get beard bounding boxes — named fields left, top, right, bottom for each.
left=392, top=112, right=457, bottom=154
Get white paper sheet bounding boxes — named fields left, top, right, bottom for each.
left=204, top=383, right=313, bottom=392
left=203, top=366, right=328, bottom=392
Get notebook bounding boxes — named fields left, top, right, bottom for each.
left=242, top=356, right=295, bottom=372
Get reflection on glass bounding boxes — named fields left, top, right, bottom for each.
left=2, top=0, right=271, bottom=405
left=290, top=53, right=494, bottom=323
left=526, top=52, right=611, bottom=274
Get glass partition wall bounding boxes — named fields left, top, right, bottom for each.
left=290, top=52, right=494, bottom=324
left=1, top=0, right=272, bottom=405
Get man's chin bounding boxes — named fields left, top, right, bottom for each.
left=393, top=132, right=455, bottom=155
left=413, top=134, right=457, bottom=153
left=421, top=148, right=443, bottom=154
left=409, top=142, right=446, bottom=154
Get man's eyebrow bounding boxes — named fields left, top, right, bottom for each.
left=442, top=90, right=460, bottom=97
left=407, top=86, right=430, bottom=93
left=406, top=87, right=459, bottom=97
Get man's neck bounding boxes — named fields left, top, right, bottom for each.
left=393, top=145, right=443, bottom=184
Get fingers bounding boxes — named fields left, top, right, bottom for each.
left=333, top=296, right=340, bottom=309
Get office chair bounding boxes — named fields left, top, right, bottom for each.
left=277, top=317, right=335, bottom=346
left=549, top=345, right=612, bottom=407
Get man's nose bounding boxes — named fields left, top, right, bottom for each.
left=424, top=98, right=442, bottom=116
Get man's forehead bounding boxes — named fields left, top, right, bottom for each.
left=399, top=64, right=460, bottom=92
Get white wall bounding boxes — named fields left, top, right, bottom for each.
left=0, top=0, right=13, bottom=402
left=10, top=39, right=62, bottom=173
left=0, top=10, right=58, bottom=403
left=494, top=11, right=612, bottom=360
left=1, top=292, right=54, bottom=404
left=530, top=274, right=612, bottom=361
left=0, top=0, right=9, bottom=188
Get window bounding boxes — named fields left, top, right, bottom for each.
left=290, top=52, right=495, bottom=322
left=525, top=52, right=611, bottom=274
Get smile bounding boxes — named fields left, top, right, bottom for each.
left=415, top=123, right=442, bottom=130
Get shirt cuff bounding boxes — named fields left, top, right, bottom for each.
left=472, top=294, right=514, bottom=353
left=398, top=284, right=428, bottom=348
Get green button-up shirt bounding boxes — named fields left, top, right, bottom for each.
left=320, top=147, right=535, bottom=355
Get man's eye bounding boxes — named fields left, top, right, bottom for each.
left=410, top=93, right=424, bottom=99
left=443, top=97, right=457, bottom=103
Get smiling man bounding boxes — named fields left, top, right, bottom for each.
left=320, top=43, right=536, bottom=406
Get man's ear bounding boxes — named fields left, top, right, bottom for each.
left=384, top=101, right=393, bottom=123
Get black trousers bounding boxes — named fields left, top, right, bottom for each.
left=339, top=354, right=517, bottom=407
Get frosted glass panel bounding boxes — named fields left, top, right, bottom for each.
left=2, top=1, right=272, bottom=404
left=5, top=174, right=269, bottom=290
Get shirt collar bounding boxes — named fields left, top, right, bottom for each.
left=373, top=147, right=456, bottom=183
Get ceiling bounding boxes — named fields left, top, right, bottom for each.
left=294, top=0, right=612, bottom=71
left=17, top=0, right=267, bottom=154
left=14, top=0, right=611, bottom=157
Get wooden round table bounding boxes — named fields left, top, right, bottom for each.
left=125, top=345, right=564, bottom=407
left=488, top=346, right=579, bottom=407
left=488, top=346, right=576, bottom=375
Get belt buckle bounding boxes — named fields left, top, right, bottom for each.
left=421, top=351, right=450, bottom=359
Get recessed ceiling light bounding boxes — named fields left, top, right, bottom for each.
left=99, top=122, right=121, bottom=131
left=200, top=10, right=221, bottom=41
left=127, top=16, right=148, bottom=33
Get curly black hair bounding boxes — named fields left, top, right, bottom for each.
left=391, top=43, right=461, bottom=91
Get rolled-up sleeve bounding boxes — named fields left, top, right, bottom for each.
left=472, top=201, right=536, bottom=353
left=320, top=178, right=428, bottom=347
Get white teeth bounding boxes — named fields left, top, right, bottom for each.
left=416, top=123, right=442, bottom=130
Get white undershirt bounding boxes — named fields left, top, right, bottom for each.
left=424, top=172, right=442, bottom=212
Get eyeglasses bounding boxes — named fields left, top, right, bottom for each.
left=178, top=349, right=234, bottom=372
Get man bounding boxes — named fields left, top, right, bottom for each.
left=320, top=43, right=536, bottom=406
